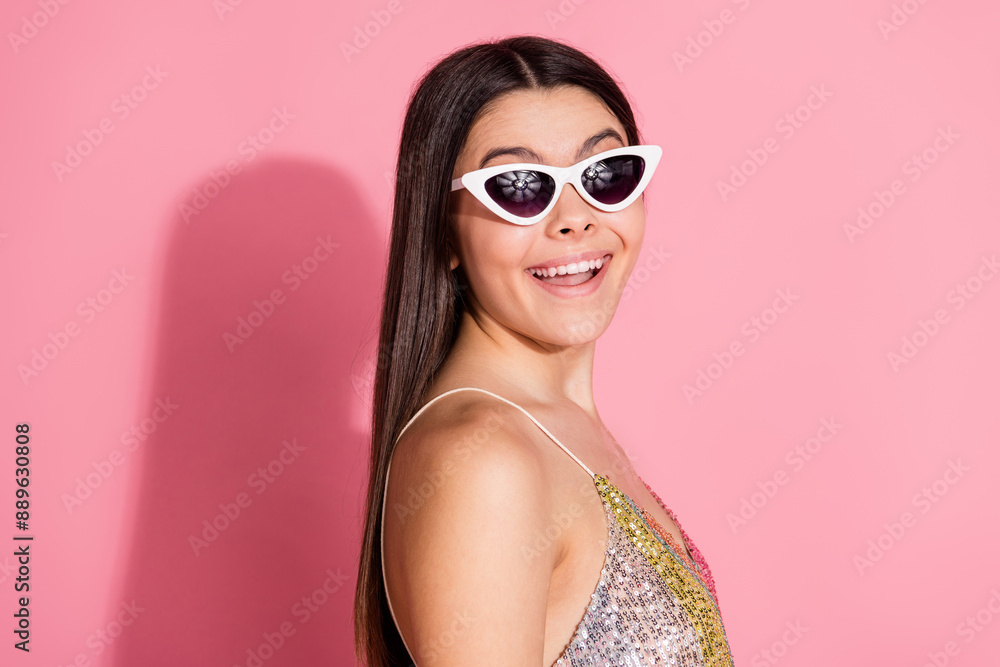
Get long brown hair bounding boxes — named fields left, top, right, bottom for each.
left=354, top=35, right=643, bottom=666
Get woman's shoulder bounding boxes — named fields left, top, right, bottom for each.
left=382, top=388, right=562, bottom=663
left=392, top=387, right=546, bottom=492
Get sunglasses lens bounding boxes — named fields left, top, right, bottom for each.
left=484, top=170, right=556, bottom=219
left=478, top=154, right=648, bottom=220
left=582, top=155, right=646, bottom=205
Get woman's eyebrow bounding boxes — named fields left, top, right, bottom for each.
left=477, top=128, right=625, bottom=169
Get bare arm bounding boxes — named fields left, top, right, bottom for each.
left=384, top=404, right=557, bottom=665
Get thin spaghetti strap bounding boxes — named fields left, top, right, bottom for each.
left=380, top=385, right=596, bottom=663
left=393, top=386, right=596, bottom=477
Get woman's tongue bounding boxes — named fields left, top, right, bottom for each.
left=536, top=268, right=594, bottom=286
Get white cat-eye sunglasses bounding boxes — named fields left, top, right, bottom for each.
left=450, top=145, right=662, bottom=225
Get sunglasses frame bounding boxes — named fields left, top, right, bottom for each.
left=450, top=144, right=663, bottom=226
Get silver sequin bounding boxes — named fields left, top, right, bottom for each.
left=554, top=483, right=732, bottom=666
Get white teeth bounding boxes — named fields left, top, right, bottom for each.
left=529, top=254, right=610, bottom=277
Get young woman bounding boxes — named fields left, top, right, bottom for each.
left=355, top=36, right=734, bottom=666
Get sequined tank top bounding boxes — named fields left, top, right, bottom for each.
left=381, top=387, right=734, bottom=666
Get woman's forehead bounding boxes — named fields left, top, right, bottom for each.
left=460, top=86, right=625, bottom=166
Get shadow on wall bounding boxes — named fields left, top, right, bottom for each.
left=111, top=158, right=382, bottom=666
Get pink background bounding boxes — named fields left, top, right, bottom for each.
left=2, top=0, right=998, bottom=665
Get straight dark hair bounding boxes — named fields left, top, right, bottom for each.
left=354, top=34, right=643, bottom=666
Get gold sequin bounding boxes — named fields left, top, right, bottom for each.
left=555, top=475, right=733, bottom=666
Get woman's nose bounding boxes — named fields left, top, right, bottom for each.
left=544, top=182, right=598, bottom=234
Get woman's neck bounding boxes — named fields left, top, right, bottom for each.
left=435, top=308, right=599, bottom=418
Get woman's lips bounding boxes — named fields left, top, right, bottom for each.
left=527, top=255, right=611, bottom=298
left=527, top=253, right=612, bottom=283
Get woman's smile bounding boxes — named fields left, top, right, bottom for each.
left=526, top=252, right=613, bottom=298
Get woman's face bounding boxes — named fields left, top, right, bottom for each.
left=449, top=84, right=646, bottom=347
